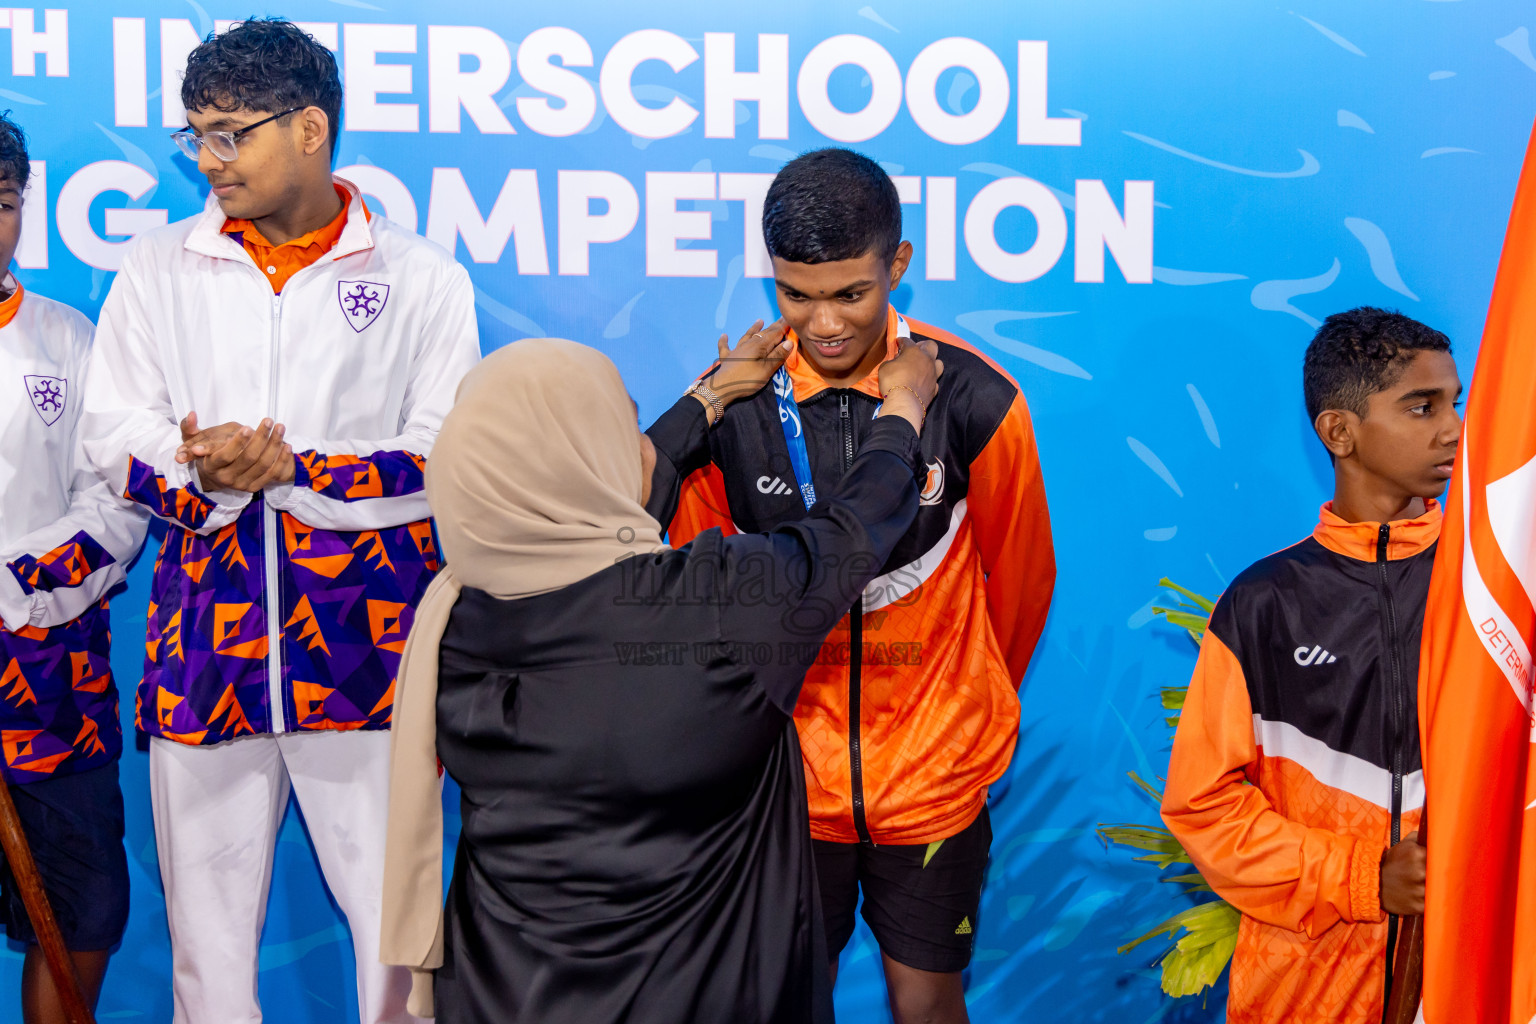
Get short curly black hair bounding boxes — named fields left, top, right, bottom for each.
left=1303, top=307, right=1451, bottom=424
left=0, top=112, right=29, bottom=191
left=763, top=148, right=901, bottom=265
left=181, top=18, right=341, bottom=156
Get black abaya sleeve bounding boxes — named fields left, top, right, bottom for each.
left=712, top=415, right=926, bottom=714
left=643, top=393, right=713, bottom=531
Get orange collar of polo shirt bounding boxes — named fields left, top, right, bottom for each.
left=221, top=183, right=370, bottom=293
left=782, top=306, right=903, bottom=403
left=1312, top=499, right=1442, bottom=561
left=0, top=276, right=23, bottom=329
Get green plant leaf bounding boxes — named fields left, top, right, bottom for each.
left=1100, top=573, right=1236, bottom=1003
left=1094, top=823, right=1192, bottom=868
left=1126, top=771, right=1165, bottom=803
left=1152, top=609, right=1211, bottom=635
left=1156, top=578, right=1216, bottom=614
left=1160, top=901, right=1240, bottom=997
left=1116, top=914, right=1182, bottom=955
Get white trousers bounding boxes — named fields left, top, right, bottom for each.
left=149, top=730, right=422, bottom=1024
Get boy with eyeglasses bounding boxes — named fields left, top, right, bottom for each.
left=0, top=112, right=148, bottom=1024
left=82, top=19, right=478, bottom=1023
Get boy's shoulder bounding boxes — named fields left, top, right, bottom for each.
left=365, top=213, right=469, bottom=281
left=904, top=316, right=1031, bottom=463
left=13, top=288, right=93, bottom=342
left=1208, top=532, right=1342, bottom=642
left=905, top=316, right=1021, bottom=400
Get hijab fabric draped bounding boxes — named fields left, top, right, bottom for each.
left=381, top=339, right=665, bottom=1014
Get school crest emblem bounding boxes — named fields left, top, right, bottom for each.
left=24, top=375, right=65, bottom=426
left=338, top=280, right=390, bottom=333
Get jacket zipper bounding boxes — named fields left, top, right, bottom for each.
left=841, top=393, right=874, bottom=845
left=264, top=293, right=286, bottom=733
left=223, top=218, right=358, bottom=737
left=1377, top=522, right=1404, bottom=1010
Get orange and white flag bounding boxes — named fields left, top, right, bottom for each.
left=1419, top=120, right=1536, bottom=1023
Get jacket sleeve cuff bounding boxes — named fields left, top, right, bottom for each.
left=1347, top=838, right=1385, bottom=923
left=859, top=416, right=925, bottom=479
left=190, top=466, right=255, bottom=513
left=265, top=478, right=302, bottom=512
left=0, top=568, right=35, bottom=632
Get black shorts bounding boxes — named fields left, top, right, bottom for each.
left=814, top=806, right=991, bottom=974
left=0, top=762, right=129, bottom=951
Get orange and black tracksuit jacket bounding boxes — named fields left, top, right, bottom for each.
left=1162, top=501, right=1438, bottom=1024
left=646, top=309, right=1055, bottom=846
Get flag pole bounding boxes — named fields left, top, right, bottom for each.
left=0, top=779, right=94, bottom=1024
left=1383, top=816, right=1428, bottom=1024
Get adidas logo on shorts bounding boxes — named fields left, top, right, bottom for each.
left=954, top=917, right=972, bottom=936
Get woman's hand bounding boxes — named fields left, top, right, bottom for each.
left=876, top=338, right=943, bottom=433
left=702, top=319, right=792, bottom=415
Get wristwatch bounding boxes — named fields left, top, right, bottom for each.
left=686, top=378, right=725, bottom=423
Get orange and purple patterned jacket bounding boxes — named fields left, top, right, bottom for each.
left=83, top=178, right=479, bottom=745
left=0, top=281, right=148, bottom=783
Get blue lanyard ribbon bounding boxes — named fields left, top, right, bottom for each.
left=771, top=316, right=910, bottom=513
left=773, top=366, right=818, bottom=511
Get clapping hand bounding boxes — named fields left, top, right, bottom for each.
left=176, top=410, right=295, bottom=493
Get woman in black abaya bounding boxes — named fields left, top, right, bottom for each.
left=382, top=332, right=939, bottom=1023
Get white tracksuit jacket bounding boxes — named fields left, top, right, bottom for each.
left=83, top=177, right=480, bottom=746
left=0, top=279, right=147, bottom=781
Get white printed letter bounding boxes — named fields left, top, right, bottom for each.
left=557, top=170, right=639, bottom=275
left=703, top=33, right=788, bottom=139
left=10, top=8, right=67, bottom=77
left=57, top=161, right=167, bottom=271
left=426, top=167, right=549, bottom=273
left=1074, top=179, right=1154, bottom=283
left=515, top=27, right=597, bottom=137
left=344, top=23, right=419, bottom=132
left=963, top=176, right=1068, bottom=283
left=646, top=172, right=716, bottom=277
left=1016, top=41, right=1079, bottom=146
left=797, top=35, right=901, bottom=143
left=427, top=25, right=515, bottom=134
left=599, top=30, right=699, bottom=139
left=906, top=38, right=1009, bottom=145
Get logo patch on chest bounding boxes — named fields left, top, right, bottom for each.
left=23, top=375, right=65, bottom=426
left=1293, top=644, right=1339, bottom=666
left=338, top=280, right=390, bottom=332
left=919, top=459, right=945, bottom=506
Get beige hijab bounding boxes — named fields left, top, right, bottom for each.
left=381, top=339, right=665, bottom=1015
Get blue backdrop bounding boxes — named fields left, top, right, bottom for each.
left=1, top=2, right=1530, bottom=1020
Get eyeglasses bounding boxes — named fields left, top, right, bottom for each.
left=170, top=106, right=302, bottom=162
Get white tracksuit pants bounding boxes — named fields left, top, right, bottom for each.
left=149, top=730, right=423, bottom=1024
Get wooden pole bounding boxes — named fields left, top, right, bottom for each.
left=0, top=779, right=93, bottom=1024
left=1383, top=818, right=1428, bottom=1024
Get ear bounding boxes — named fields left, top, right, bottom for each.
left=1313, top=408, right=1358, bottom=461
left=888, top=240, right=914, bottom=291
left=298, top=107, right=330, bottom=158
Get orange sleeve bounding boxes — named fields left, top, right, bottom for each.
left=1161, top=631, right=1384, bottom=937
left=667, top=465, right=737, bottom=546
left=966, top=390, right=1055, bottom=686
